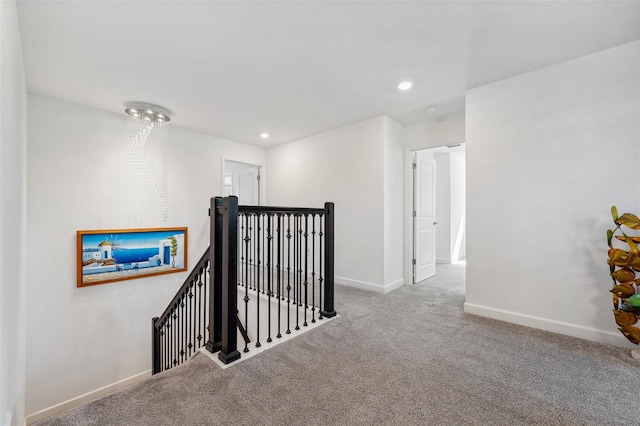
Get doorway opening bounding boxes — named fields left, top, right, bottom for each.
left=412, top=144, right=466, bottom=284
left=223, top=160, right=261, bottom=206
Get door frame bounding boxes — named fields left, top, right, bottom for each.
left=221, top=156, right=266, bottom=205
left=403, top=141, right=464, bottom=285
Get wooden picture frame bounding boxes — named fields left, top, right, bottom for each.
left=77, top=227, right=188, bottom=287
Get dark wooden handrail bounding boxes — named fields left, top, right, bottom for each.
left=238, top=205, right=328, bottom=215
left=154, top=248, right=209, bottom=327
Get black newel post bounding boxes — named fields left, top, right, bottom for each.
left=219, top=196, right=241, bottom=364
left=152, top=317, right=161, bottom=374
left=321, top=202, right=337, bottom=318
left=206, top=197, right=224, bottom=353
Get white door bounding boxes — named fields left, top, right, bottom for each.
left=414, top=150, right=436, bottom=282
left=236, top=167, right=260, bottom=205
left=224, top=160, right=261, bottom=206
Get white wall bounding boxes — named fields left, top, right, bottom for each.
left=405, top=112, right=465, bottom=152
left=267, top=116, right=406, bottom=293
left=450, top=149, right=465, bottom=261
left=25, top=96, right=266, bottom=420
left=0, top=1, right=28, bottom=425
left=465, top=41, right=640, bottom=348
left=382, top=117, right=405, bottom=289
left=434, top=152, right=451, bottom=263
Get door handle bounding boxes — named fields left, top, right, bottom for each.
left=433, top=221, right=438, bottom=225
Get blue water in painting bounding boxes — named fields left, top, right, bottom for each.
left=112, top=247, right=158, bottom=263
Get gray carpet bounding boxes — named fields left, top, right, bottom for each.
left=37, top=264, right=640, bottom=425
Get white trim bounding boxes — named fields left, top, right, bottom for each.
left=436, top=257, right=451, bottom=264
left=336, top=276, right=404, bottom=294
left=404, top=141, right=465, bottom=294
left=463, top=303, right=637, bottom=349
left=384, top=278, right=405, bottom=293
left=26, top=370, right=151, bottom=425
left=199, top=313, right=338, bottom=369
left=220, top=156, right=266, bottom=204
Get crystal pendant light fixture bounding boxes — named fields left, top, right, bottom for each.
left=125, top=102, right=171, bottom=221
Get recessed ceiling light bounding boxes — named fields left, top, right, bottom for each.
left=260, top=133, right=270, bottom=139
left=398, top=81, right=413, bottom=91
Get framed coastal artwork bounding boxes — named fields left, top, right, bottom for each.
left=77, top=227, right=188, bottom=287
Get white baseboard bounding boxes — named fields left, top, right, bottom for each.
left=436, top=257, right=450, bottom=264
left=384, top=278, right=405, bottom=294
left=26, top=370, right=151, bottom=425
left=335, top=276, right=404, bottom=294
left=463, top=303, right=637, bottom=349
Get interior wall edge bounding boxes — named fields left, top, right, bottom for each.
left=463, top=303, right=637, bottom=350
left=25, top=370, right=151, bottom=425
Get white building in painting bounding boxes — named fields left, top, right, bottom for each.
left=158, top=234, right=185, bottom=268
left=82, top=240, right=114, bottom=262
left=97, top=240, right=113, bottom=260
left=81, top=248, right=101, bottom=262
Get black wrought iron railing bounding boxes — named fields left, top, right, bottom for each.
left=152, top=196, right=335, bottom=374
left=152, top=250, right=210, bottom=374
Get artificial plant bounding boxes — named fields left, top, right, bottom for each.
left=608, top=206, right=640, bottom=344
left=169, top=236, right=178, bottom=268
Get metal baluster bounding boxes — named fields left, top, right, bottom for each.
left=243, top=214, right=250, bottom=353
left=292, top=214, right=297, bottom=330
left=158, top=322, right=161, bottom=373
left=262, top=213, right=267, bottom=295
left=180, top=295, right=185, bottom=363
left=256, top=214, right=261, bottom=348
left=197, top=270, right=203, bottom=348
left=197, top=268, right=202, bottom=352
left=276, top=214, right=282, bottom=338
left=203, top=261, right=208, bottom=347
left=186, top=284, right=191, bottom=357
left=166, top=318, right=171, bottom=370
left=286, top=214, right=292, bottom=334
left=311, top=215, right=316, bottom=323
left=165, top=321, right=169, bottom=370
left=304, top=214, right=309, bottom=327
left=249, top=214, right=254, bottom=291
left=190, top=280, right=195, bottom=355
left=319, top=216, right=324, bottom=320
left=266, top=214, right=273, bottom=342
left=185, top=286, right=189, bottom=359
left=240, top=217, right=245, bottom=288
left=173, top=306, right=178, bottom=366
left=295, top=215, right=300, bottom=331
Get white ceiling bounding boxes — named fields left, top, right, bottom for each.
left=17, top=1, right=640, bottom=147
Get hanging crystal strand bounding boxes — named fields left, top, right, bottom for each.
left=126, top=114, right=168, bottom=221
left=156, top=119, right=169, bottom=221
